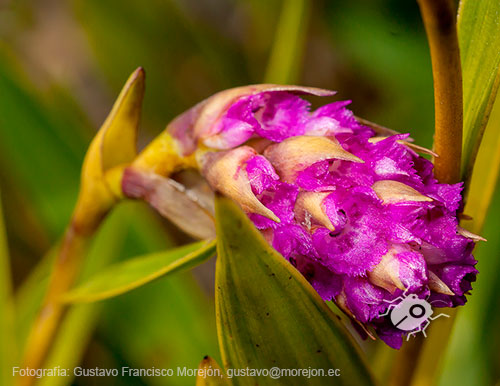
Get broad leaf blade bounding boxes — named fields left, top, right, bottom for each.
left=458, top=0, right=500, bottom=179
left=214, top=195, right=374, bottom=386
left=0, top=194, right=15, bottom=386
left=63, top=239, right=216, bottom=303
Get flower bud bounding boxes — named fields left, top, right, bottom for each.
left=428, top=271, right=454, bottom=295
left=457, top=227, right=487, bottom=242
left=168, top=85, right=335, bottom=155
left=154, top=85, right=480, bottom=349
left=200, top=147, right=280, bottom=223
left=367, top=246, right=406, bottom=293
left=294, top=191, right=335, bottom=231
left=372, top=180, right=432, bottom=204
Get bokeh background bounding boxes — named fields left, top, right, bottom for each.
left=0, top=0, right=498, bottom=385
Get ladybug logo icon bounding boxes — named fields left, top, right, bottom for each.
left=380, top=293, right=449, bottom=340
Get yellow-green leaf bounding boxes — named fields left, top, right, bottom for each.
left=71, top=67, right=145, bottom=235
left=436, top=92, right=500, bottom=383
left=459, top=0, right=500, bottom=180
left=100, top=67, right=143, bottom=172
left=0, top=193, right=15, bottom=386
left=63, top=239, right=216, bottom=303
left=82, top=66, right=144, bottom=182
left=214, top=195, right=374, bottom=386
left=196, top=356, right=228, bottom=386
left=463, top=92, right=500, bottom=233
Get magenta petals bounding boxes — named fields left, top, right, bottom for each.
left=195, top=88, right=479, bottom=348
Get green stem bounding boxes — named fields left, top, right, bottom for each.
left=419, top=0, right=463, bottom=184
left=18, top=199, right=111, bottom=386
left=390, top=1, right=463, bottom=385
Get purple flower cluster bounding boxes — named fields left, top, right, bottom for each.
left=174, top=86, right=478, bottom=349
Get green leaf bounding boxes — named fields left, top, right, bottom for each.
left=78, top=66, right=144, bottom=199
left=463, top=92, right=500, bottom=233
left=63, top=239, right=216, bottom=304
left=214, top=195, right=374, bottom=386
left=458, top=0, right=500, bottom=180
left=0, top=193, right=15, bottom=386
left=100, top=67, right=143, bottom=172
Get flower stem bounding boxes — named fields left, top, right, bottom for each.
left=17, top=198, right=111, bottom=386
left=390, top=1, right=463, bottom=385
left=419, top=0, right=463, bottom=184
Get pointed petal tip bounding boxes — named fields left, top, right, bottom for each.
left=202, top=148, right=281, bottom=224
left=404, top=142, right=439, bottom=157
left=133, top=66, right=145, bottom=77
left=457, top=227, right=487, bottom=242
left=372, top=180, right=432, bottom=204
left=294, top=191, right=335, bottom=231
left=126, top=67, right=145, bottom=87
left=428, top=271, right=455, bottom=295
left=367, top=248, right=406, bottom=293
left=269, top=212, right=281, bottom=223
left=245, top=203, right=280, bottom=224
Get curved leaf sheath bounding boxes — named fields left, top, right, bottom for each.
left=214, top=195, right=374, bottom=386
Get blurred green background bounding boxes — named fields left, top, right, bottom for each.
left=0, top=0, right=498, bottom=385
